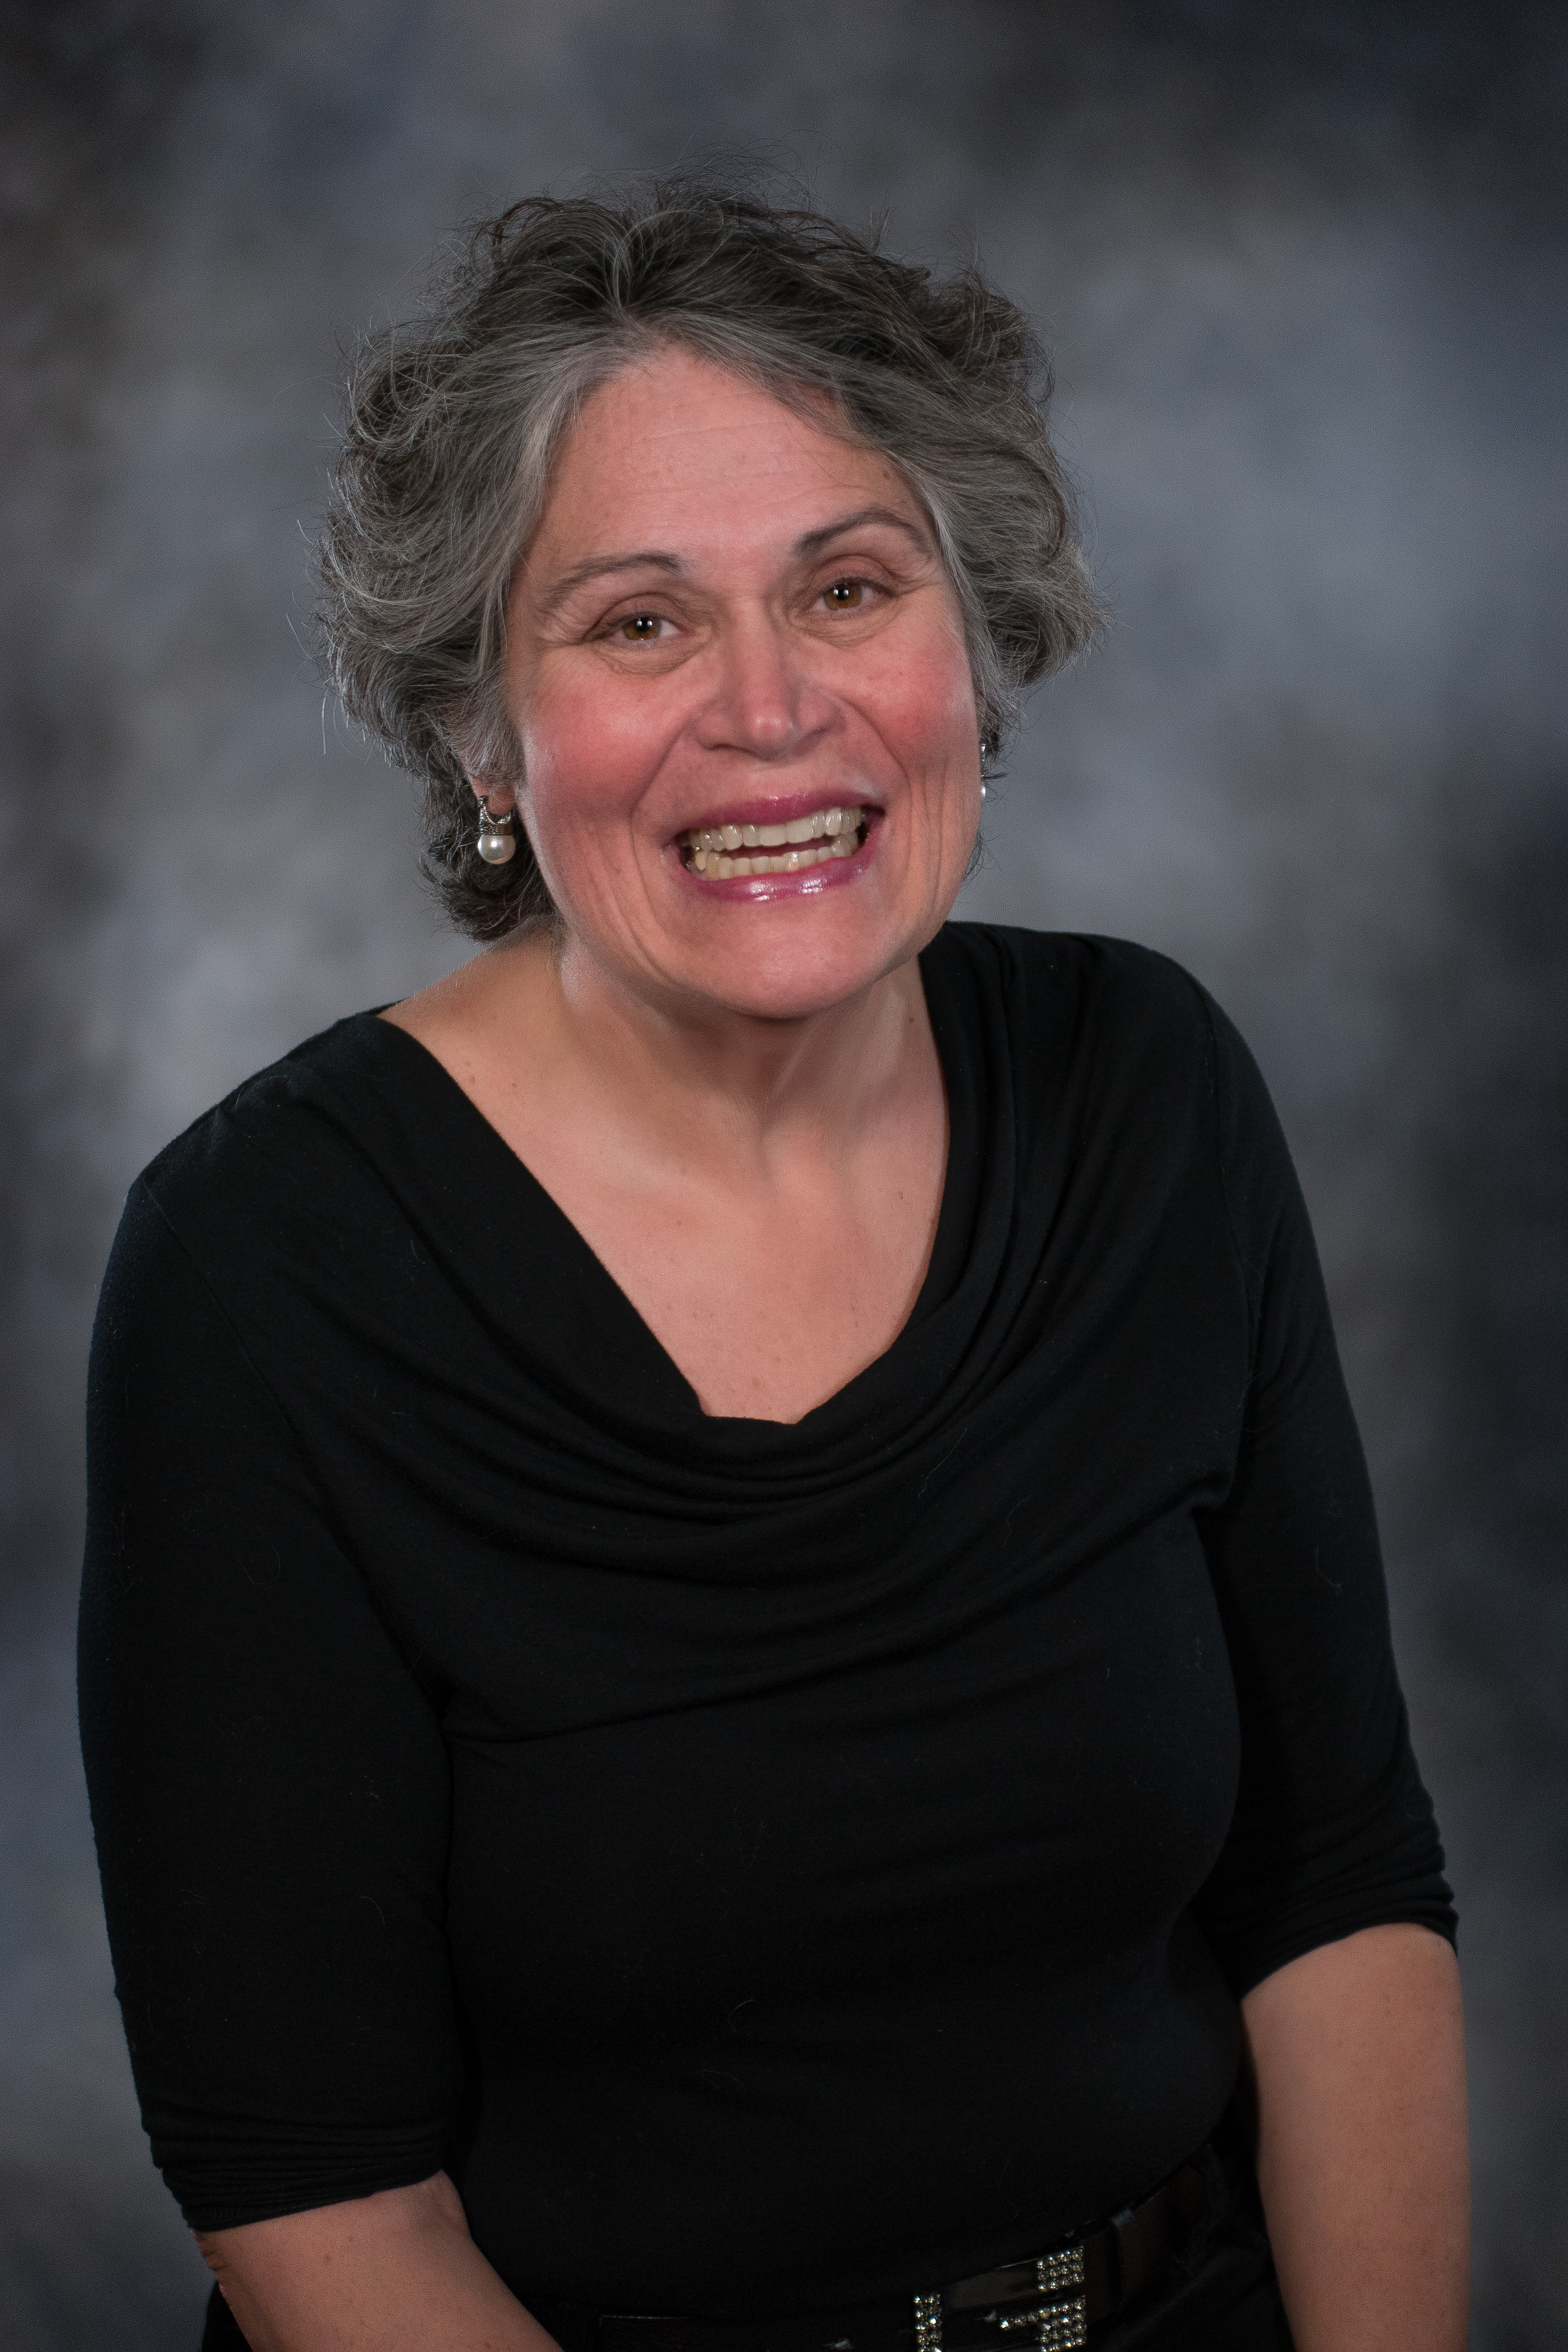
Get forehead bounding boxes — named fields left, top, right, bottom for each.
left=527, top=346, right=923, bottom=566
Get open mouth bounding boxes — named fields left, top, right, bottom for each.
left=679, top=804, right=868, bottom=880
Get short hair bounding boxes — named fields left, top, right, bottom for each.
left=318, top=178, right=1105, bottom=938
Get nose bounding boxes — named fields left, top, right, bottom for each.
left=694, top=611, right=835, bottom=761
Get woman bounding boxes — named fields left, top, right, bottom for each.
left=79, top=184, right=1467, bottom=2352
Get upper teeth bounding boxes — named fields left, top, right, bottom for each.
left=681, top=805, right=865, bottom=878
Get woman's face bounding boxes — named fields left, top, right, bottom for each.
left=498, top=346, right=983, bottom=1022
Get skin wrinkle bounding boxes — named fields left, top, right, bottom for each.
left=528, top=506, right=933, bottom=627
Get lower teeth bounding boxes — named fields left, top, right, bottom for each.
left=690, top=832, right=861, bottom=879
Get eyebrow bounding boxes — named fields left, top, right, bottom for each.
left=530, top=504, right=934, bottom=617
left=532, top=550, right=684, bottom=620
left=793, top=503, right=933, bottom=559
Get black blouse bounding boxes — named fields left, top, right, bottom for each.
left=78, top=924, right=1453, bottom=2314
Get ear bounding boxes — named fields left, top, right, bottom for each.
left=469, top=779, right=518, bottom=816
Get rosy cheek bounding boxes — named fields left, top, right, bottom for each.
left=519, top=680, right=654, bottom=828
left=866, top=646, right=975, bottom=767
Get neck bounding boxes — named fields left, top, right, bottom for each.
left=501, top=924, right=934, bottom=1171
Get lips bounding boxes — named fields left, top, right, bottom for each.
left=678, top=803, right=867, bottom=880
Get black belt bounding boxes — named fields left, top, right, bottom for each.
left=531, top=2152, right=1212, bottom=2352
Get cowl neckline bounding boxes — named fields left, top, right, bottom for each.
left=317, top=924, right=1045, bottom=1482
left=176, top=924, right=1222, bottom=1679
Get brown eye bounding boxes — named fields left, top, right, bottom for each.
left=825, top=579, right=865, bottom=609
left=619, top=614, right=662, bottom=641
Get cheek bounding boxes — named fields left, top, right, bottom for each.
left=863, top=628, right=978, bottom=776
left=515, top=675, right=673, bottom=846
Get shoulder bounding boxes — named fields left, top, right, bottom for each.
left=925, top=921, right=1223, bottom=1077
left=130, top=1010, right=451, bottom=1283
left=926, top=922, right=1290, bottom=1199
left=929, top=919, right=1210, bottom=1010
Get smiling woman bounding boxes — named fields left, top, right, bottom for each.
left=79, top=181, right=1466, bottom=2352
left=318, top=185, right=1098, bottom=938
left=485, top=353, right=980, bottom=1016
left=376, top=347, right=974, bottom=1424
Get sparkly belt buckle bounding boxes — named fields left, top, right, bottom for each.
left=914, top=2246, right=1086, bottom=2352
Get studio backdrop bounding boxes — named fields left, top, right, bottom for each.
left=2, top=4, right=1564, bottom=2348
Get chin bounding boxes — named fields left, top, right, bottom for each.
left=670, top=910, right=931, bottom=1024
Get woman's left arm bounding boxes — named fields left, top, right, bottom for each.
left=1241, top=1920, right=1469, bottom=2352
left=1188, top=997, right=1468, bottom=2343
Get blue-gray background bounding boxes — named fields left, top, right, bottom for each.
left=3, top=3, right=1564, bottom=2345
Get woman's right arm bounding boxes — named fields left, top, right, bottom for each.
left=81, top=1187, right=469, bottom=2281
left=197, top=2173, right=556, bottom=2352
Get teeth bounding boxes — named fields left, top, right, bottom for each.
left=681, top=806, right=864, bottom=880
left=681, top=805, right=862, bottom=847
left=701, top=842, right=845, bottom=879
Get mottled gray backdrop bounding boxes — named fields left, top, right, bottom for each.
left=3, top=3, right=1564, bottom=2346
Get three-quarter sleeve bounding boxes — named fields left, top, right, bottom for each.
left=1189, top=997, right=1456, bottom=1994
left=78, top=1181, right=464, bottom=2229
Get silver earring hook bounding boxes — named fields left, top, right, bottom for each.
left=476, top=796, right=518, bottom=866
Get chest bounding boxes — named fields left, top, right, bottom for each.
left=383, top=956, right=952, bottom=1423
left=442, top=1517, right=1241, bottom=2038
left=479, top=1082, right=949, bottom=1427
left=543, top=1150, right=945, bottom=1423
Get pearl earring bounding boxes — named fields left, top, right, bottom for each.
left=476, top=797, right=517, bottom=866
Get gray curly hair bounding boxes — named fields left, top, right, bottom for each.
left=319, top=179, right=1105, bottom=939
